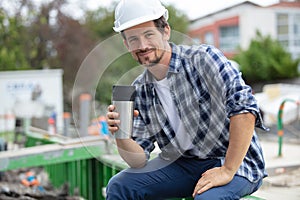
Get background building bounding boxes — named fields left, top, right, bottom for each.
left=0, top=69, right=64, bottom=132
left=188, top=0, right=300, bottom=59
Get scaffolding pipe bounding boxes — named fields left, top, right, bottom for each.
left=79, top=94, right=92, bottom=137
left=277, top=98, right=300, bottom=157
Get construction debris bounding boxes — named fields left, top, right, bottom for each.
left=0, top=167, right=84, bottom=200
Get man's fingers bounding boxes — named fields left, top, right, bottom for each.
left=133, top=110, right=139, bottom=117
left=107, top=105, right=119, bottom=120
left=108, top=124, right=119, bottom=132
left=193, top=182, right=213, bottom=197
left=108, top=105, right=115, bottom=112
left=106, top=104, right=121, bottom=133
left=107, top=117, right=120, bottom=128
left=107, top=112, right=119, bottom=120
left=106, top=105, right=138, bottom=133
left=192, top=176, right=214, bottom=197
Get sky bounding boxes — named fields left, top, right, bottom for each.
left=80, top=0, right=280, bottom=20
left=162, top=0, right=280, bottom=19
left=2, top=0, right=280, bottom=20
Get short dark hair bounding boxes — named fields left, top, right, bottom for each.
left=153, top=16, right=169, bottom=33
left=121, top=16, right=169, bottom=40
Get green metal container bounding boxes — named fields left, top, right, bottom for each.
left=0, top=129, right=263, bottom=200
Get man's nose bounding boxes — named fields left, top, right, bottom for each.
left=138, top=37, right=149, bottom=50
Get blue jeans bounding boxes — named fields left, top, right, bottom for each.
left=106, top=156, right=262, bottom=200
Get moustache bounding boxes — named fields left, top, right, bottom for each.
left=137, top=48, right=156, bottom=53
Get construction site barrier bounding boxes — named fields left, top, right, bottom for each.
left=0, top=128, right=263, bottom=200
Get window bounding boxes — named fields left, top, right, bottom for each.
left=192, top=37, right=201, bottom=44
left=293, top=14, right=300, bottom=48
left=219, top=26, right=239, bottom=52
left=277, top=13, right=289, bottom=47
left=277, top=13, right=300, bottom=59
left=204, top=32, right=214, bottom=45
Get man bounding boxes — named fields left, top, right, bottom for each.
left=106, top=0, right=267, bottom=199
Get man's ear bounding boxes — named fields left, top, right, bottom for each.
left=163, top=25, right=171, bottom=41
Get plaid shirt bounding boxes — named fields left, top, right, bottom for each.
left=132, top=43, right=267, bottom=182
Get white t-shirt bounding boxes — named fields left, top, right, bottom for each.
left=154, top=78, right=195, bottom=153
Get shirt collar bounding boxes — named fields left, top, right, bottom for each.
left=168, top=42, right=183, bottom=74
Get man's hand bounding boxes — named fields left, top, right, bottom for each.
left=106, top=105, right=120, bottom=134
left=192, top=113, right=256, bottom=197
left=192, top=166, right=235, bottom=197
left=106, top=105, right=145, bottom=168
left=106, top=105, right=139, bottom=134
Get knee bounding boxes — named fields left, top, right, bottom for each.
left=194, top=192, right=207, bottom=200
left=106, top=172, right=136, bottom=200
left=106, top=173, right=126, bottom=194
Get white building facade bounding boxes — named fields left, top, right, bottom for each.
left=188, top=1, right=300, bottom=60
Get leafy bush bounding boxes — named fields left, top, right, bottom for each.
left=233, top=31, right=299, bottom=83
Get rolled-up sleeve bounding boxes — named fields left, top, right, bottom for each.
left=204, top=45, right=267, bottom=131
left=223, top=64, right=267, bottom=130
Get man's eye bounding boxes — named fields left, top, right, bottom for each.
left=128, top=38, right=137, bottom=43
left=145, top=33, right=153, bottom=38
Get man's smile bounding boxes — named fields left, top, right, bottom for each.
left=137, top=48, right=155, bottom=57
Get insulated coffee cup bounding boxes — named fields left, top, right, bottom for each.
left=112, top=85, right=136, bottom=139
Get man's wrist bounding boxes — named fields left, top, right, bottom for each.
left=222, top=164, right=237, bottom=177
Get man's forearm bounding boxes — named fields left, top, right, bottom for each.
left=116, top=138, right=147, bottom=168
left=224, top=113, right=256, bottom=174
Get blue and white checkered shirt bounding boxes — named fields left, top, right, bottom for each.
left=131, top=43, right=267, bottom=183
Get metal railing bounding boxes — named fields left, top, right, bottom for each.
left=277, top=98, right=300, bottom=157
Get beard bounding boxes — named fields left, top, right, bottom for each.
left=136, top=48, right=165, bottom=67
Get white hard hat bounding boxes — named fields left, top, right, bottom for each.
left=113, top=0, right=169, bottom=32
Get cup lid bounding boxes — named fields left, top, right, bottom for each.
left=112, top=85, right=136, bottom=101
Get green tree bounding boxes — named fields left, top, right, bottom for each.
left=166, top=4, right=189, bottom=35
left=0, top=9, right=30, bottom=70
left=0, top=0, right=96, bottom=111
left=234, top=31, right=299, bottom=83
left=84, top=5, right=117, bottom=40
left=0, top=0, right=64, bottom=71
